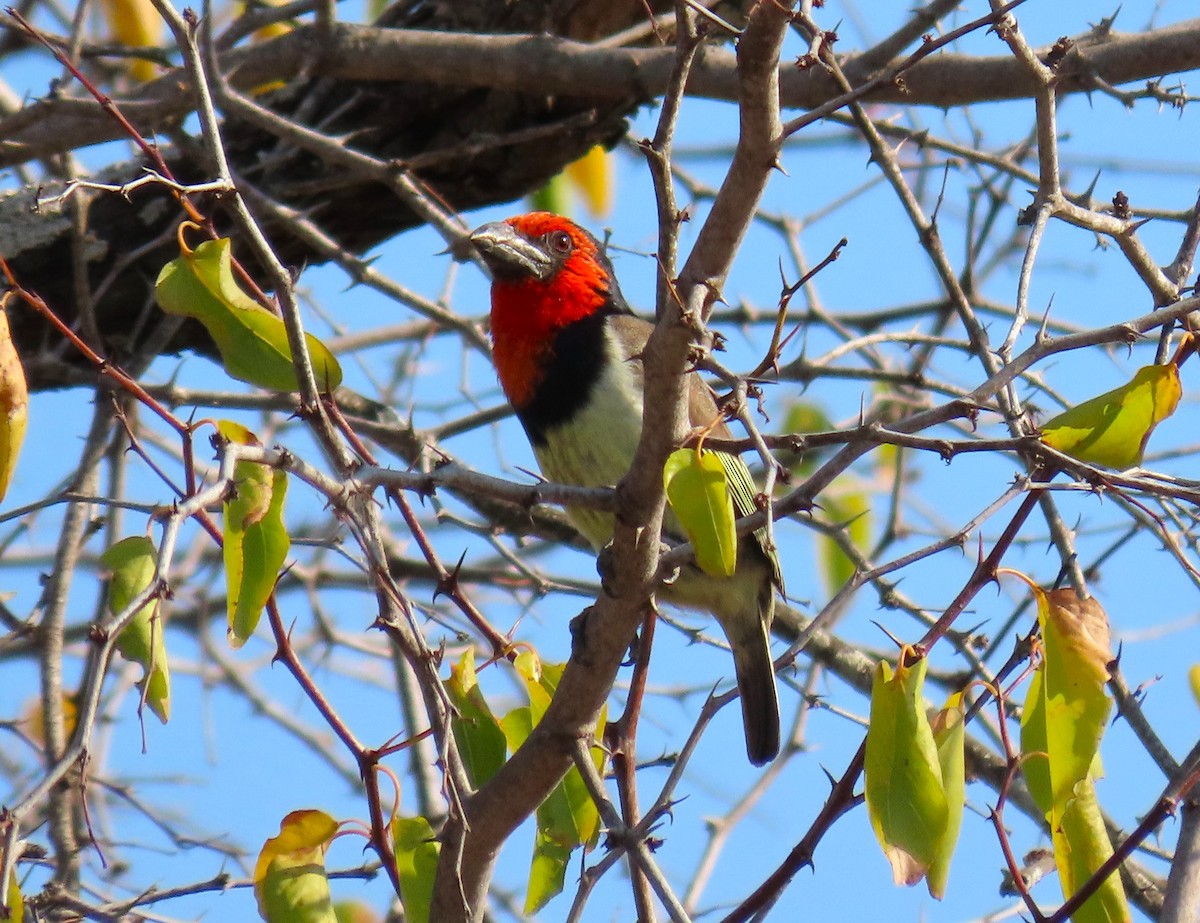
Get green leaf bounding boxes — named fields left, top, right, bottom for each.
left=391, top=815, right=439, bottom=923
left=529, top=146, right=612, bottom=219
left=1021, top=646, right=1053, bottom=803
left=221, top=421, right=290, bottom=648
left=1019, top=587, right=1113, bottom=817
left=444, top=648, right=508, bottom=788
left=1040, top=364, right=1181, bottom=468
left=500, top=653, right=607, bottom=915
left=526, top=824, right=573, bottom=916
left=926, top=691, right=966, bottom=899
left=531, top=697, right=603, bottom=855
left=525, top=733, right=604, bottom=915
left=781, top=401, right=833, bottom=476
left=1016, top=582, right=1126, bottom=922
left=254, top=810, right=339, bottom=923
left=332, top=902, right=378, bottom=923
left=864, top=654, right=948, bottom=887
left=156, top=235, right=342, bottom=392
left=529, top=173, right=570, bottom=217
left=818, top=488, right=871, bottom=595
left=1053, top=780, right=1130, bottom=923
left=663, top=447, right=738, bottom=578
left=101, top=536, right=170, bottom=723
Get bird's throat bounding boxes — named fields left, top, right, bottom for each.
left=496, top=310, right=613, bottom=445
left=491, top=268, right=612, bottom=420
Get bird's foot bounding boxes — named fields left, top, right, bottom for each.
left=599, top=540, right=679, bottom=592
left=569, top=606, right=595, bottom=663
left=596, top=542, right=618, bottom=596
left=658, top=541, right=680, bottom=587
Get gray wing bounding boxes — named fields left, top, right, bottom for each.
left=606, top=313, right=784, bottom=594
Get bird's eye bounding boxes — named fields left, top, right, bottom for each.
left=547, top=230, right=573, bottom=255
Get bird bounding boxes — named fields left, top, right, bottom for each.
left=470, top=211, right=783, bottom=766
left=472, top=211, right=782, bottom=763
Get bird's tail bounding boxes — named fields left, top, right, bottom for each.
left=729, top=618, right=781, bottom=767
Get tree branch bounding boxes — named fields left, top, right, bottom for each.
left=3, top=18, right=1199, bottom=167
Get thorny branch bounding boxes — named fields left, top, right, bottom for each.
left=5, top=2, right=1200, bottom=922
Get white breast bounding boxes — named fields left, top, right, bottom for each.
left=533, top=328, right=644, bottom=549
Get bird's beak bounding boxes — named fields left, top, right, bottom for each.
left=470, top=222, right=555, bottom=281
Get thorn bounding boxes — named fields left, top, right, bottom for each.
left=515, top=465, right=547, bottom=485
left=1089, top=6, right=1121, bottom=37
left=434, top=550, right=467, bottom=602
left=870, top=619, right=904, bottom=649
left=1036, top=295, right=1054, bottom=342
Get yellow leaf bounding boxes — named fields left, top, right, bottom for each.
left=254, top=810, right=340, bottom=923
left=240, top=0, right=294, bottom=41
left=23, top=693, right=78, bottom=746
left=236, top=0, right=294, bottom=92
left=100, top=0, right=162, bottom=82
left=101, top=536, right=170, bottom=723
left=513, top=647, right=543, bottom=683
left=0, top=301, right=28, bottom=502
left=1189, top=664, right=1200, bottom=709
left=1041, top=364, right=1181, bottom=468
left=6, top=866, right=22, bottom=923
left=564, top=145, right=613, bottom=219
left=663, top=447, right=738, bottom=578
left=156, top=235, right=342, bottom=393
left=864, top=653, right=948, bottom=887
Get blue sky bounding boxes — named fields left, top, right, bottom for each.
left=4, top=2, right=1200, bottom=921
